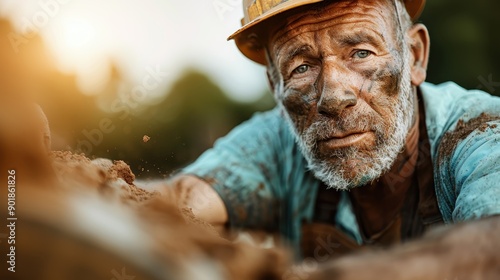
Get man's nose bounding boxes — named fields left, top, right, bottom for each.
left=317, top=65, right=358, bottom=116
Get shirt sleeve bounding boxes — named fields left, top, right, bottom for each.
left=180, top=108, right=299, bottom=231
left=447, top=119, right=500, bottom=222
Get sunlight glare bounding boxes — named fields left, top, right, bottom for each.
left=60, top=18, right=95, bottom=53
left=46, top=16, right=109, bottom=94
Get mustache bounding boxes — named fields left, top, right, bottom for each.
left=301, top=112, right=382, bottom=142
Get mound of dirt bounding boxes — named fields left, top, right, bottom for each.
left=10, top=150, right=290, bottom=280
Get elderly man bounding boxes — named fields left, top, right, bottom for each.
left=163, top=0, right=500, bottom=267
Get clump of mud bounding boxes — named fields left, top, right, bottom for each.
left=438, top=113, right=499, bottom=160
left=51, top=151, right=159, bottom=204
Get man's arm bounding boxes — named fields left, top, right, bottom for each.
left=433, top=117, right=500, bottom=222
left=141, top=175, right=229, bottom=227
left=168, top=107, right=303, bottom=232
left=138, top=107, right=320, bottom=255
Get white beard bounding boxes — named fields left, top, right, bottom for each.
left=282, top=54, right=415, bottom=191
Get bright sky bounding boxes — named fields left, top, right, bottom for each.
left=0, top=0, right=268, bottom=102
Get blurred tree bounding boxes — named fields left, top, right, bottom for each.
left=40, top=70, right=107, bottom=148
left=92, top=69, right=275, bottom=177
left=421, top=0, right=500, bottom=96
left=0, top=19, right=105, bottom=149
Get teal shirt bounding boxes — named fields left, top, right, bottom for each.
left=182, top=82, right=500, bottom=255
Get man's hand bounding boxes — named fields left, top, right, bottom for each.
left=309, top=216, right=500, bottom=280
left=0, top=100, right=53, bottom=179
left=138, top=175, right=229, bottom=228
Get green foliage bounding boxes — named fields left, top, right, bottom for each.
left=421, top=0, right=500, bottom=95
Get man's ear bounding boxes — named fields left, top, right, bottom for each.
left=407, top=23, right=430, bottom=86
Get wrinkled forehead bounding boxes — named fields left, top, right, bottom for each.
left=268, top=0, right=400, bottom=55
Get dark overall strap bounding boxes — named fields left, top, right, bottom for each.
left=415, top=91, right=444, bottom=229
left=400, top=90, right=444, bottom=240
left=312, top=182, right=342, bottom=224
left=301, top=184, right=361, bottom=259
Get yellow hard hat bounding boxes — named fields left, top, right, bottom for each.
left=228, top=0, right=426, bottom=65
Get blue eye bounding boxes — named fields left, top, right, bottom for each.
left=354, top=50, right=371, bottom=59
left=294, top=65, right=309, bottom=74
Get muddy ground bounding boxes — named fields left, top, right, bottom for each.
left=4, top=149, right=290, bottom=280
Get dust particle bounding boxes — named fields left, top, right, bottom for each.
left=143, top=135, right=150, bottom=143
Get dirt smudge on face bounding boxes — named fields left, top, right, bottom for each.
left=282, top=88, right=315, bottom=118
left=361, top=68, right=378, bottom=80
left=372, top=62, right=401, bottom=96
left=438, top=113, right=499, bottom=163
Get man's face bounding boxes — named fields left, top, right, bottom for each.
left=268, top=0, right=415, bottom=190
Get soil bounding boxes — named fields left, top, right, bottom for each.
left=22, top=150, right=290, bottom=280
left=50, top=151, right=159, bottom=204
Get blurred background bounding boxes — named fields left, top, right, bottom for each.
left=0, top=0, right=499, bottom=178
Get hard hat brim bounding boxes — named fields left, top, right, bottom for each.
left=227, top=0, right=323, bottom=41
left=229, top=0, right=426, bottom=65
